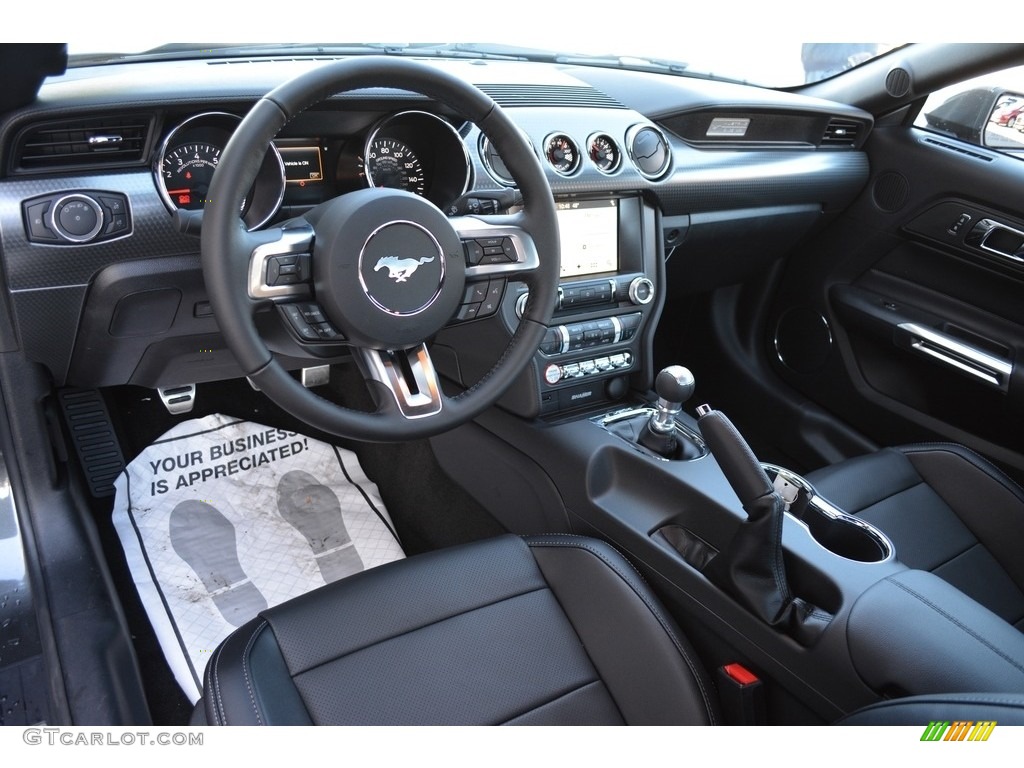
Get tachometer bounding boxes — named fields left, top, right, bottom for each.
left=161, top=142, right=233, bottom=211
left=153, top=111, right=285, bottom=230
left=363, top=138, right=426, bottom=195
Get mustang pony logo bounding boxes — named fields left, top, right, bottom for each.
left=374, top=255, right=435, bottom=283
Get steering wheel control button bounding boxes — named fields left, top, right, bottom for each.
left=280, top=305, right=320, bottom=341
left=463, top=240, right=485, bottom=265
left=266, top=253, right=311, bottom=286
left=280, top=303, right=342, bottom=343
left=462, top=237, right=520, bottom=267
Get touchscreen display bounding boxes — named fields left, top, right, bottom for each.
left=557, top=199, right=619, bottom=278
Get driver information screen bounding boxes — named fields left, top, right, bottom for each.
left=557, top=199, right=619, bottom=278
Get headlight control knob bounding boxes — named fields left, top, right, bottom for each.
left=48, top=194, right=104, bottom=243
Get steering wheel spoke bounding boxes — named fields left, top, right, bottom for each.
left=451, top=214, right=541, bottom=281
left=247, top=221, right=316, bottom=301
left=357, top=344, right=444, bottom=420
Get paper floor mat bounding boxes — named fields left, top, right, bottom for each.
left=111, top=414, right=405, bottom=703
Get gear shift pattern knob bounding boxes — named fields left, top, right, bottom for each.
left=655, top=365, right=695, bottom=410
left=636, top=365, right=699, bottom=459
left=649, top=365, right=694, bottom=435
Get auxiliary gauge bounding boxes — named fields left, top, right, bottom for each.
left=587, top=133, right=621, bottom=173
left=544, top=133, right=581, bottom=175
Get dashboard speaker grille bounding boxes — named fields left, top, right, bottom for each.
left=885, top=67, right=912, bottom=98
left=476, top=84, right=625, bottom=109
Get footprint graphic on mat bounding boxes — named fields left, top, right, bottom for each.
left=169, top=500, right=268, bottom=627
left=277, top=470, right=364, bottom=584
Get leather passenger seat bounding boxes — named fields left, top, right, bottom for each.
left=198, top=535, right=720, bottom=725
left=806, top=443, right=1024, bottom=632
left=195, top=531, right=1024, bottom=725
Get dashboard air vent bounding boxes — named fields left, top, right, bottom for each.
left=476, top=84, right=625, bottom=109
left=821, top=118, right=862, bottom=146
left=13, top=115, right=153, bottom=171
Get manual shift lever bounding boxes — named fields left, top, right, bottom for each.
left=696, top=404, right=829, bottom=645
left=638, top=366, right=696, bottom=458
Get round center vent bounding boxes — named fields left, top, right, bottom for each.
left=626, top=124, right=671, bottom=179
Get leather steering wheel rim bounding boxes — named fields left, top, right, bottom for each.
left=201, top=57, right=560, bottom=441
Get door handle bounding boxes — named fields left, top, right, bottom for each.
left=896, top=322, right=1012, bottom=391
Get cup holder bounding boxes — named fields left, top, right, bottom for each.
left=762, top=463, right=893, bottom=564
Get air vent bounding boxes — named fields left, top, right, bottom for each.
left=922, top=136, right=994, bottom=162
left=475, top=84, right=625, bottom=109
left=13, top=115, right=152, bottom=172
left=821, top=118, right=862, bottom=147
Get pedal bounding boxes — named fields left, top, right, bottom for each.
left=57, top=389, right=125, bottom=498
left=301, top=365, right=330, bottom=388
left=157, top=384, right=196, bottom=415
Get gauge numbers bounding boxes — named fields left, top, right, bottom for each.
left=161, top=143, right=222, bottom=210
left=363, top=138, right=426, bottom=195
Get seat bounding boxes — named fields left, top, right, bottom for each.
left=806, top=443, right=1024, bottom=632
left=198, top=534, right=720, bottom=725
left=197, top=529, right=1024, bottom=726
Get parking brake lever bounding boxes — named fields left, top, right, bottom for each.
left=696, top=404, right=830, bottom=645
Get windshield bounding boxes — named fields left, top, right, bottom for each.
left=65, top=42, right=904, bottom=89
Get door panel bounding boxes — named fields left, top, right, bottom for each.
left=766, top=124, right=1024, bottom=474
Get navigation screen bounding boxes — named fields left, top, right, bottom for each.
left=556, top=199, right=619, bottom=278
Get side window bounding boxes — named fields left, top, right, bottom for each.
left=915, top=64, right=1024, bottom=157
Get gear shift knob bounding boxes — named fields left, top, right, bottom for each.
left=637, top=366, right=697, bottom=459
left=655, top=365, right=695, bottom=407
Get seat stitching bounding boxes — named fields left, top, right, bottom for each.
left=888, top=577, right=1024, bottom=675
left=847, top=479, right=927, bottom=516
left=241, top=620, right=267, bottom=726
left=526, top=533, right=718, bottom=725
left=900, top=442, right=1024, bottom=500
left=933, top=544, right=1024, bottom=622
left=290, top=584, right=548, bottom=676
left=209, top=644, right=226, bottom=725
left=497, top=678, right=609, bottom=725
left=209, top=621, right=264, bottom=725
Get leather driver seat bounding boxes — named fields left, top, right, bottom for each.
left=806, top=443, right=1024, bottom=632
left=198, top=534, right=720, bottom=725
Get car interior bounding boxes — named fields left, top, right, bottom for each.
left=4, top=40, right=1024, bottom=727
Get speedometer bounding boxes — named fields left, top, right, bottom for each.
left=364, top=138, right=426, bottom=195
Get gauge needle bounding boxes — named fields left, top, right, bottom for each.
left=166, top=189, right=191, bottom=195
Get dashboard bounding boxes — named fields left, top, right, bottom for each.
left=0, top=55, right=873, bottom=417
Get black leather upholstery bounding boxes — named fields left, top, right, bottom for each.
left=836, top=692, right=1024, bottom=726
left=202, top=534, right=719, bottom=725
left=807, top=443, right=1024, bottom=631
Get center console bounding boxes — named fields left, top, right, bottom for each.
left=432, top=359, right=1024, bottom=722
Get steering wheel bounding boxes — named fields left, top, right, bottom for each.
left=201, top=58, right=560, bottom=441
